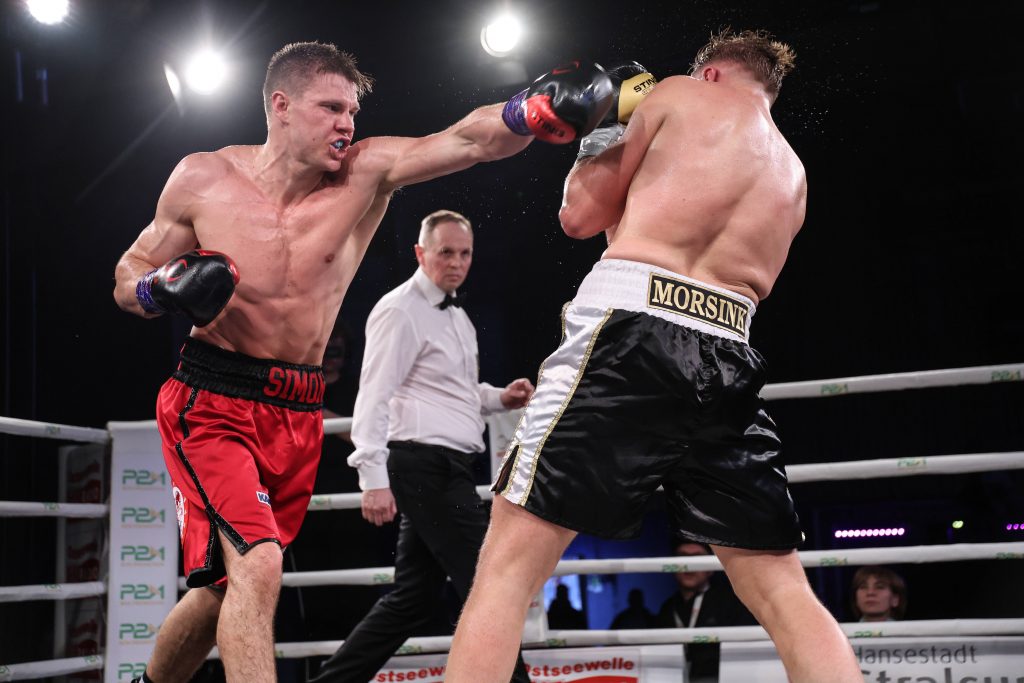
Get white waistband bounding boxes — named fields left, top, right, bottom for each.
left=573, top=259, right=756, bottom=342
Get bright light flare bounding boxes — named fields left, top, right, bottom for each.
left=481, top=15, right=522, bottom=57
left=164, top=64, right=182, bottom=102
left=27, top=0, right=69, bottom=25
left=184, top=50, right=228, bottom=95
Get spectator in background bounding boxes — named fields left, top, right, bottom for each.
left=656, top=541, right=757, bottom=682
left=611, top=588, right=657, bottom=629
left=547, top=583, right=587, bottom=630
left=850, top=565, right=907, bottom=622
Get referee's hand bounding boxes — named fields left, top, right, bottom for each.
left=501, top=377, right=535, bottom=409
left=362, top=487, right=397, bottom=526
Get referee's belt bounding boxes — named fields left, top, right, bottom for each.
left=388, top=440, right=478, bottom=458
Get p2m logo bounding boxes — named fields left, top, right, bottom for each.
left=118, top=623, right=158, bottom=641
left=120, top=545, right=166, bottom=563
left=121, top=507, right=166, bottom=524
left=120, top=584, right=166, bottom=601
left=117, top=663, right=147, bottom=680
left=121, top=469, right=167, bottom=487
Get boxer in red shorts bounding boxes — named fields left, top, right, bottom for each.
left=114, top=42, right=615, bottom=683
left=157, top=336, right=325, bottom=589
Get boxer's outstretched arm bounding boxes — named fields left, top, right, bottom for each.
left=370, top=103, right=532, bottom=193
left=113, top=155, right=202, bottom=316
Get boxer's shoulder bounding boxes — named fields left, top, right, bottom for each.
left=169, top=147, right=245, bottom=187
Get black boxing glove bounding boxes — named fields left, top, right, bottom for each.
left=136, top=250, right=239, bottom=327
left=577, top=61, right=657, bottom=161
left=502, top=61, right=613, bottom=144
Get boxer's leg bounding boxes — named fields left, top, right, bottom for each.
left=446, top=497, right=575, bottom=682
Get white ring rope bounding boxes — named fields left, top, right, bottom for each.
left=323, top=416, right=352, bottom=435
left=168, top=541, right=1024, bottom=591
left=1, top=450, right=1017, bottom=519
left=5, top=620, right=1023, bottom=679
left=761, top=362, right=1023, bottom=400
left=0, top=502, right=107, bottom=518
left=307, top=451, right=1024, bottom=511
left=0, top=416, right=109, bottom=443
left=0, top=362, right=1020, bottom=677
left=786, top=451, right=1024, bottom=483
left=0, top=364, right=1018, bottom=442
left=265, top=619, right=1024, bottom=659
left=552, top=542, right=1024, bottom=577
left=0, top=655, right=104, bottom=682
left=0, top=581, right=105, bottom=603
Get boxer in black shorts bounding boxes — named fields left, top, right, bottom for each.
left=448, top=33, right=864, bottom=683
left=493, top=260, right=803, bottom=549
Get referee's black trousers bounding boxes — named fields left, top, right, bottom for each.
left=311, top=441, right=531, bottom=683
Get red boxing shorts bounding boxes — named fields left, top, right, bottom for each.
left=156, top=336, right=325, bottom=588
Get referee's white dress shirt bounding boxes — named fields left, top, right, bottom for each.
left=347, top=267, right=505, bottom=491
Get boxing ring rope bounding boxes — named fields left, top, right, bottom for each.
left=266, top=618, right=1024, bottom=658
left=0, top=501, right=108, bottom=517
left=0, top=416, right=110, bottom=443
left=0, top=582, right=107, bottom=603
left=0, top=656, right=105, bottom=682
left=307, top=450, right=1024, bottom=510
left=163, top=541, right=1024, bottom=591
left=7, top=618, right=1024, bottom=682
left=759, top=362, right=1023, bottom=399
left=1, top=362, right=1022, bottom=680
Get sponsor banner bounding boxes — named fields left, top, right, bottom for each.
left=720, top=637, right=1024, bottom=683
left=105, top=423, right=178, bottom=683
left=376, top=645, right=684, bottom=683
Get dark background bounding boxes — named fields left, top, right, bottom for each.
left=2, top=0, right=1023, bottom=675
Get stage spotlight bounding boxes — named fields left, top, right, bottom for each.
left=184, top=50, right=228, bottom=95
left=26, top=0, right=69, bottom=25
left=481, top=14, right=522, bottom=57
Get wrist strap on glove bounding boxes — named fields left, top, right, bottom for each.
left=502, top=89, right=532, bottom=136
left=135, top=269, right=164, bottom=314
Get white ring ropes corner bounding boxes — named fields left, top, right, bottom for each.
left=0, top=362, right=1021, bottom=680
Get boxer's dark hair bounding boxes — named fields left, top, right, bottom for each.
left=263, top=41, right=374, bottom=119
left=690, top=28, right=795, bottom=101
left=419, top=209, right=472, bottom=247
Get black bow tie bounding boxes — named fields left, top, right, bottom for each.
left=438, top=292, right=466, bottom=310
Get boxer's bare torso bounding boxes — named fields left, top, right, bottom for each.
left=115, top=73, right=529, bottom=364
left=565, top=72, right=807, bottom=304
left=136, top=143, right=390, bottom=364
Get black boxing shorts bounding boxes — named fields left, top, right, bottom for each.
left=156, top=337, right=325, bottom=587
left=492, top=259, right=803, bottom=549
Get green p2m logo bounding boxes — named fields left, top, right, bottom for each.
left=120, top=545, right=166, bottom=562
left=118, top=663, right=147, bottom=680
left=118, top=623, right=158, bottom=640
left=121, top=507, right=166, bottom=524
left=120, top=583, right=165, bottom=601
left=121, top=469, right=167, bottom=487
